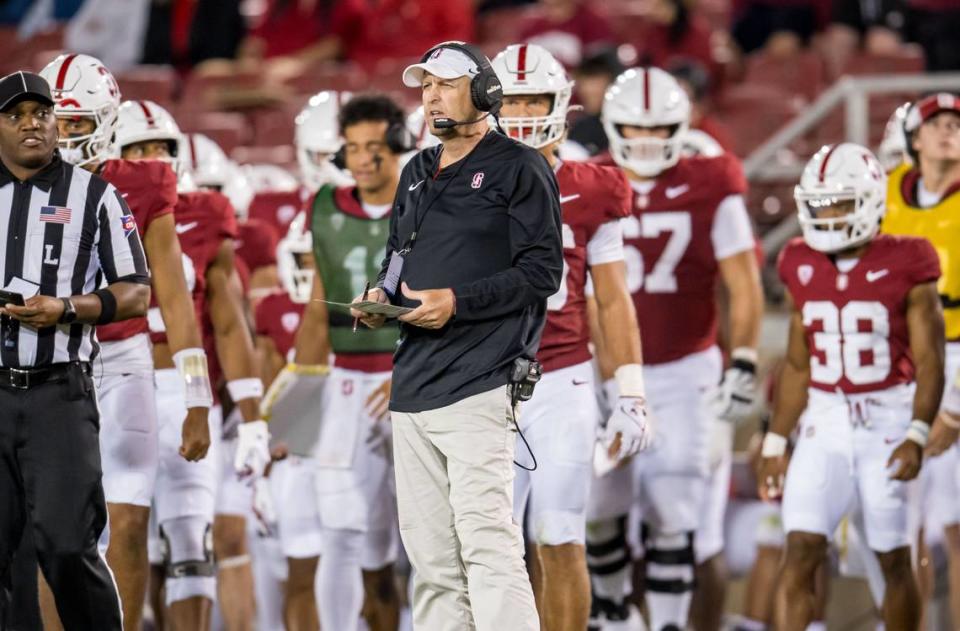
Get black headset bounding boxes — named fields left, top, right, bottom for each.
left=331, top=119, right=416, bottom=171
left=419, top=41, right=503, bottom=116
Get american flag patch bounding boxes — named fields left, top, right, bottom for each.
left=39, top=206, right=71, bottom=224
left=121, top=214, right=136, bottom=237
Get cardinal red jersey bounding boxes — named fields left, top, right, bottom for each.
left=777, top=234, right=940, bottom=395
left=236, top=217, right=279, bottom=273
left=623, top=153, right=750, bottom=365
left=150, top=191, right=238, bottom=346
left=97, top=159, right=178, bottom=343
left=538, top=161, right=632, bottom=372
left=247, top=189, right=310, bottom=237
left=255, top=291, right=305, bottom=361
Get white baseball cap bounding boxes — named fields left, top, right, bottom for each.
left=403, top=46, right=479, bottom=88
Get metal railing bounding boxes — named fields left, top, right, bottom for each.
left=746, top=72, right=960, bottom=257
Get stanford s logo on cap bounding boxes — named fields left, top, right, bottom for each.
left=471, top=172, right=485, bottom=189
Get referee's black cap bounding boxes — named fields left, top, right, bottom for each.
left=0, top=71, right=54, bottom=112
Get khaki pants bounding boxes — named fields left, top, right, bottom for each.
left=392, top=386, right=539, bottom=631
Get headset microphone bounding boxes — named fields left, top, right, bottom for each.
left=433, top=113, right=491, bottom=129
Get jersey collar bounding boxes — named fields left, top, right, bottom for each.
left=0, top=150, right=64, bottom=192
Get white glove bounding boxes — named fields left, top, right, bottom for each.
left=260, top=363, right=330, bottom=419
left=714, top=351, right=757, bottom=424
left=601, top=396, right=651, bottom=461
left=251, top=477, right=278, bottom=537
left=235, top=420, right=271, bottom=478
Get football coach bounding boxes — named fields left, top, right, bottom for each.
left=353, top=41, right=563, bottom=630
left=0, top=71, right=150, bottom=629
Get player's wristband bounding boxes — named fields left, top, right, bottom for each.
left=614, top=364, right=646, bottom=398
left=173, top=348, right=213, bottom=409
left=227, top=378, right=264, bottom=403
left=731, top=347, right=758, bottom=373
left=905, top=420, right=930, bottom=448
left=761, top=432, right=788, bottom=458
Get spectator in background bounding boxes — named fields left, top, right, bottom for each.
left=905, top=0, right=960, bottom=71
left=339, top=0, right=475, bottom=73
left=240, top=0, right=346, bottom=63
left=731, top=0, right=831, bottom=57
left=518, top=0, right=615, bottom=68
left=568, top=47, right=624, bottom=155
left=822, top=0, right=907, bottom=73
left=669, top=60, right=734, bottom=152
left=633, top=0, right=720, bottom=86
left=141, top=0, right=245, bottom=68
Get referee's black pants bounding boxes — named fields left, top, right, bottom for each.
left=0, top=364, right=121, bottom=630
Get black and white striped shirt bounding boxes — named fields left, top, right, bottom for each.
left=0, top=154, right=149, bottom=368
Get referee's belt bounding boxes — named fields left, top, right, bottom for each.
left=0, top=361, right=90, bottom=390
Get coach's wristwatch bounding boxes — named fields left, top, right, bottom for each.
left=58, top=298, right=77, bottom=324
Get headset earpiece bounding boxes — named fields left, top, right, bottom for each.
left=386, top=122, right=416, bottom=154
left=420, top=41, right=503, bottom=115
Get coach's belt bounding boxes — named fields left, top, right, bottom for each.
left=0, top=362, right=90, bottom=390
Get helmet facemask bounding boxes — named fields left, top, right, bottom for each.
left=55, top=106, right=117, bottom=167
left=498, top=88, right=571, bottom=149
left=608, top=122, right=687, bottom=177
left=796, top=189, right=882, bottom=254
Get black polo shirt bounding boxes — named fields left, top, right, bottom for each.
left=378, top=130, right=563, bottom=413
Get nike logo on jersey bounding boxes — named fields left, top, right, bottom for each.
left=560, top=194, right=581, bottom=204
left=884, top=437, right=900, bottom=445
left=408, top=179, right=425, bottom=191
left=175, top=221, right=198, bottom=234
left=866, top=269, right=889, bottom=282
left=665, top=184, right=689, bottom=199
left=572, top=379, right=589, bottom=386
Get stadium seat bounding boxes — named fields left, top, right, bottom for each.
left=174, top=110, right=250, bottom=155
left=831, top=49, right=925, bottom=81
left=743, top=49, right=825, bottom=103
left=116, top=66, right=179, bottom=105
left=714, top=84, right=804, bottom=157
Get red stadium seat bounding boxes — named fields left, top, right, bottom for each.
left=743, top=49, right=825, bottom=103
left=116, top=66, right=179, bottom=105
left=714, top=84, right=804, bottom=157
left=174, top=110, right=250, bottom=154
left=284, top=61, right=369, bottom=96
left=832, top=49, right=925, bottom=80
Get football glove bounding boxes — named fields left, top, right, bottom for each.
left=235, top=420, right=271, bottom=479
left=714, top=350, right=757, bottom=423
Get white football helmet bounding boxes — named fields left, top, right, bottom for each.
left=39, top=53, right=121, bottom=167
left=491, top=43, right=573, bottom=149
left=602, top=67, right=691, bottom=177
left=877, top=102, right=911, bottom=172
left=183, top=133, right=233, bottom=189
left=115, top=100, right=185, bottom=175
left=795, top=143, right=887, bottom=254
left=222, top=163, right=255, bottom=220
left=405, top=106, right=441, bottom=150
left=277, top=212, right=314, bottom=304
left=295, top=91, right=351, bottom=191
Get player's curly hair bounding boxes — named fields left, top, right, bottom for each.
left=338, top=94, right=406, bottom=138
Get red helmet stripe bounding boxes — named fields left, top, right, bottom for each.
left=819, top=144, right=839, bottom=183
left=55, top=53, right=79, bottom=91
left=137, top=101, right=155, bottom=127
left=517, top=45, right=528, bottom=82
left=642, top=68, right=650, bottom=113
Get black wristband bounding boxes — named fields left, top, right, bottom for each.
left=731, top=358, right=756, bottom=374
left=94, top=288, right=118, bottom=325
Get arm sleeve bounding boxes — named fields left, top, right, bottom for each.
left=586, top=220, right=625, bottom=266
left=451, top=153, right=564, bottom=321
left=711, top=194, right=755, bottom=260
left=96, top=185, right=150, bottom=285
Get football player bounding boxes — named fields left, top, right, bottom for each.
left=261, top=94, right=408, bottom=631
left=246, top=91, right=353, bottom=238
left=877, top=102, right=911, bottom=173
left=762, top=142, right=944, bottom=630
left=116, top=100, right=269, bottom=631
left=38, top=53, right=211, bottom=631
left=881, top=93, right=960, bottom=627
left=491, top=43, right=648, bottom=631
left=591, top=67, right=764, bottom=631
left=258, top=212, right=322, bottom=629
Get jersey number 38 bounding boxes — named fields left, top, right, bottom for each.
left=802, top=300, right=891, bottom=385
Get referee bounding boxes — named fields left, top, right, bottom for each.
left=354, top=42, right=562, bottom=630
left=0, top=72, right=149, bottom=630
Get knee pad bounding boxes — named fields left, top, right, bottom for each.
left=642, top=524, right=696, bottom=595
left=586, top=515, right=631, bottom=575
left=160, top=516, right=216, bottom=604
